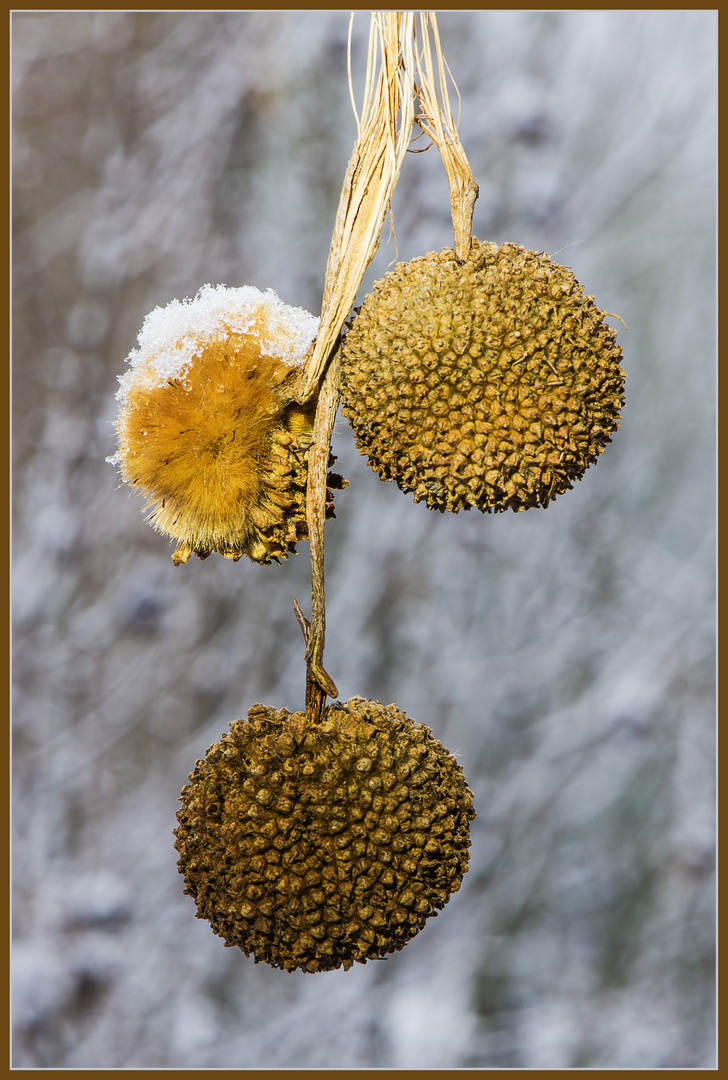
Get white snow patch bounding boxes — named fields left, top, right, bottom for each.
left=116, top=284, right=319, bottom=402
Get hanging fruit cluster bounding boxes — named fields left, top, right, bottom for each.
left=110, top=12, right=624, bottom=974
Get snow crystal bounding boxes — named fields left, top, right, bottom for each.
left=116, top=284, right=319, bottom=402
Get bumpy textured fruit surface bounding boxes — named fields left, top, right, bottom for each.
left=174, top=698, right=475, bottom=973
left=339, top=239, right=625, bottom=513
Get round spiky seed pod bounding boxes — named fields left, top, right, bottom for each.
left=339, top=239, right=625, bottom=513
left=174, top=698, right=475, bottom=973
left=110, top=284, right=346, bottom=566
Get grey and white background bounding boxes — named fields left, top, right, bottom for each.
left=12, top=9, right=716, bottom=1069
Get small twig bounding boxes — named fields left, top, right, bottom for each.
left=293, top=597, right=335, bottom=723
left=292, top=598, right=311, bottom=639
left=301, top=363, right=340, bottom=721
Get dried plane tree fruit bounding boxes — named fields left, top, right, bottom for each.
left=174, top=698, right=476, bottom=973
left=110, top=284, right=346, bottom=566
left=339, top=240, right=625, bottom=513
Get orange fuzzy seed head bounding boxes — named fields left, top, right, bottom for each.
left=111, top=285, right=330, bottom=566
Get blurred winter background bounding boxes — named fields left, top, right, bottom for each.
left=12, top=9, right=716, bottom=1069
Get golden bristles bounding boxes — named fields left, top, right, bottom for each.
left=112, top=288, right=346, bottom=565
left=339, top=240, right=626, bottom=514
left=174, top=698, right=476, bottom=973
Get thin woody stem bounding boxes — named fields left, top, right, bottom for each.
left=301, top=362, right=339, bottom=722
left=296, top=11, right=417, bottom=718
left=295, top=11, right=477, bottom=717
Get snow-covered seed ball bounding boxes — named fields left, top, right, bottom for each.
left=110, top=284, right=346, bottom=566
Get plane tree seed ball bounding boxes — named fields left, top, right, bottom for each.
left=339, top=240, right=625, bottom=514
left=110, top=284, right=346, bottom=566
left=174, top=698, right=476, bottom=973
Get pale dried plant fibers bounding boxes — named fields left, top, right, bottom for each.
left=412, top=13, right=479, bottom=261
left=300, top=12, right=474, bottom=401
left=300, top=11, right=417, bottom=401
left=297, top=12, right=475, bottom=712
left=298, top=11, right=420, bottom=714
